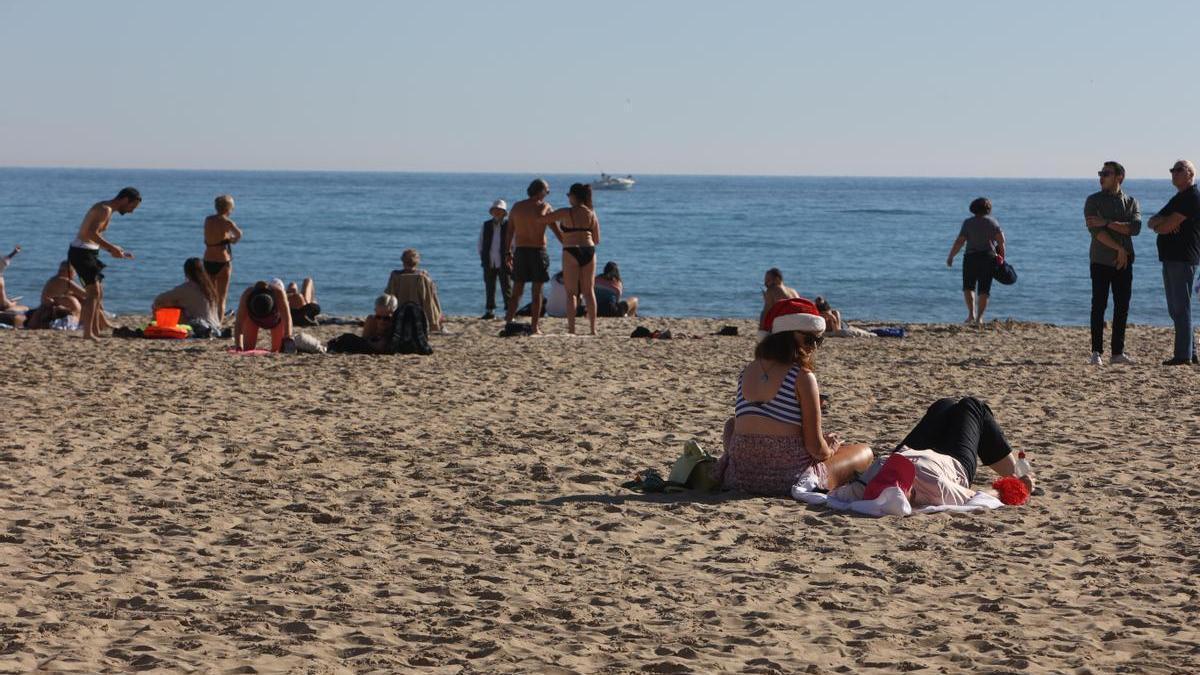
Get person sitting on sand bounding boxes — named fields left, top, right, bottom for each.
left=761, top=268, right=799, bottom=321
left=286, top=278, right=321, bottom=327
left=595, top=261, right=639, bottom=317
left=327, top=294, right=398, bottom=354
left=204, top=194, right=243, bottom=322
left=23, top=261, right=90, bottom=329
left=151, top=258, right=222, bottom=333
left=713, top=298, right=873, bottom=496
left=234, top=280, right=293, bottom=352
left=814, top=296, right=841, bottom=331
left=828, top=397, right=1035, bottom=506
left=0, top=245, right=28, bottom=313
left=385, top=248, right=444, bottom=332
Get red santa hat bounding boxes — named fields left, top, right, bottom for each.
left=758, top=297, right=827, bottom=341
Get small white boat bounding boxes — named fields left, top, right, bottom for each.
left=591, top=173, right=636, bottom=190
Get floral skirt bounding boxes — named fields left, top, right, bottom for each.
left=713, top=432, right=826, bottom=497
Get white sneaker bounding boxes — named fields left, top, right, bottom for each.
left=1088, top=352, right=1103, bottom=366
left=1110, top=353, right=1137, bottom=365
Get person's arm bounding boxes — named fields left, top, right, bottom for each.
left=592, top=214, right=601, bottom=246
left=1093, top=231, right=1129, bottom=268
left=986, top=452, right=1034, bottom=493
left=1149, top=211, right=1185, bottom=234
left=946, top=235, right=967, bottom=266
left=227, top=220, right=243, bottom=244
left=477, top=227, right=484, bottom=259
left=83, top=206, right=133, bottom=259
left=273, top=286, right=293, bottom=343
left=993, top=230, right=1006, bottom=259
left=233, top=288, right=251, bottom=350
left=795, top=371, right=838, bottom=462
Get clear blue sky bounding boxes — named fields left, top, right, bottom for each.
left=1, top=0, right=1193, bottom=177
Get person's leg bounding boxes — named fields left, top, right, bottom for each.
left=897, top=397, right=960, bottom=451
left=1090, top=263, right=1111, bottom=355
left=624, top=297, right=638, bottom=317
left=1111, top=263, right=1132, bottom=356
left=1162, top=262, right=1193, bottom=360
left=507, top=280, right=525, bottom=322
left=300, top=278, right=315, bottom=304
left=483, top=267, right=497, bottom=314
left=825, top=443, right=874, bottom=489
left=962, top=397, right=1013, bottom=467
left=216, top=263, right=232, bottom=323
left=530, top=282, right=544, bottom=333
left=961, top=290, right=975, bottom=323
left=962, top=259, right=976, bottom=322
left=562, top=253, right=580, bottom=334
left=975, top=293, right=989, bottom=324
left=499, top=266, right=512, bottom=314
left=80, top=282, right=100, bottom=340
left=579, top=259, right=597, bottom=335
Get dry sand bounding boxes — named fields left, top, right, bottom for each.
left=1, top=317, right=1198, bottom=673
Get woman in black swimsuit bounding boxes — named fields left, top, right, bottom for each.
left=535, top=183, right=601, bottom=335
left=203, top=194, right=244, bottom=323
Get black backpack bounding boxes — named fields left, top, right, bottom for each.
left=387, top=302, right=433, bottom=355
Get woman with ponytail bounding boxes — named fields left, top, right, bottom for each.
left=152, top=257, right=223, bottom=332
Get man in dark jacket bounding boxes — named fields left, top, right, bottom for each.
left=478, top=199, right=511, bottom=319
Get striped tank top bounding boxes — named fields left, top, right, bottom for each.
left=735, top=363, right=804, bottom=426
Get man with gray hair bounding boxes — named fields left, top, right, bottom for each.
left=1084, top=161, right=1141, bottom=365
left=1148, top=159, right=1200, bottom=365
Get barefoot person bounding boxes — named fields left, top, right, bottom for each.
left=505, top=179, right=554, bottom=334
left=713, top=298, right=874, bottom=496
left=234, top=280, right=293, bottom=353
left=286, top=278, right=320, bottom=326
left=204, top=194, right=243, bottom=322
left=534, top=183, right=600, bottom=335
left=68, top=187, right=141, bottom=340
left=946, top=197, right=1006, bottom=325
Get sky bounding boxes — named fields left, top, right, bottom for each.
left=0, top=0, right=1195, bottom=177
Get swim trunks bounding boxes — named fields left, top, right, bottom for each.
left=67, top=246, right=106, bottom=286
left=513, top=246, right=550, bottom=283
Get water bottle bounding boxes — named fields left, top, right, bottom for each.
left=1013, top=451, right=1032, bottom=478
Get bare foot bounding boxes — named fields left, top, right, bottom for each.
left=81, top=333, right=101, bottom=342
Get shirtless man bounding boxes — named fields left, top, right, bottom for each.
left=68, top=187, right=140, bottom=340
left=504, top=178, right=556, bottom=333
left=761, top=267, right=799, bottom=319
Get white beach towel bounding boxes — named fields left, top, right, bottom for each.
left=792, top=483, right=1003, bottom=517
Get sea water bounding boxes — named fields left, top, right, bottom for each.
left=0, top=168, right=1182, bottom=325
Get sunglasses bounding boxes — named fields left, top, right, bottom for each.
left=1170, top=167, right=1188, bottom=174
left=1098, top=170, right=1115, bottom=177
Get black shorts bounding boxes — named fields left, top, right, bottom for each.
left=513, top=247, right=549, bottom=283
left=290, top=302, right=321, bottom=326
left=68, top=246, right=106, bottom=286
left=962, top=251, right=994, bottom=295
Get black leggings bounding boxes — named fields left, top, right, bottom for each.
left=897, top=397, right=1012, bottom=483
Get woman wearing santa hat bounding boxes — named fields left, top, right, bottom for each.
left=713, top=297, right=874, bottom=496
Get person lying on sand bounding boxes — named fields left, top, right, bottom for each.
left=326, top=294, right=398, bottom=354
left=713, top=298, right=873, bottom=496
left=286, top=278, right=320, bottom=326
left=234, top=280, right=293, bottom=352
left=828, top=396, right=1035, bottom=506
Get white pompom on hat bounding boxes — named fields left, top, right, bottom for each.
left=758, top=297, right=826, bottom=341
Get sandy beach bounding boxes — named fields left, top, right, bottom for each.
left=2, top=317, right=1198, bottom=673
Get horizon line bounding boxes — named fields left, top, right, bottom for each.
left=0, top=164, right=1115, bottom=181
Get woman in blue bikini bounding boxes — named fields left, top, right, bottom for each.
left=534, top=183, right=600, bottom=335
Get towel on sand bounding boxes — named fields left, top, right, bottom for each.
left=792, top=483, right=1003, bottom=517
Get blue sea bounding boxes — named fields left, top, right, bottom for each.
left=0, top=168, right=1183, bottom=325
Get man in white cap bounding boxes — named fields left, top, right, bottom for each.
left=477, top=199, right=512, bottom=319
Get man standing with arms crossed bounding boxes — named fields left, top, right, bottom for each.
left=68, top=187, right=140, bottom=341
left=505, top=179, right=554, bottom=334
left=1084, top=161, right=1141, bottom=365
left=1148, top=160, right=1200, bottom=366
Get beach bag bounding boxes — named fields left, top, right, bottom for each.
left=499, top=321, right=534, bottom=337
left=666, top=441, right=720, bottom=491
left=992, top=256, right=1018, bottom=285
left=388, top=302, right=433, bottom=355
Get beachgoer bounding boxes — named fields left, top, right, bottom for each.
left=713, top=298, right=873, bottom=496
left=326, top=294, right=398, bottom=354
left=533, top=183, right=600, bottom=335
left=1147, top=160, right=1200, bottom=366
left=0, top=245, right=27, bottom=312
left=813, top=296, right=841, bottom=332
left=286, top=278, right=321, bottom=326
left=151, top=258, right=222, bottom=331
left=505, top=179, right=554, bottom=333
left=829, top=397, right=1035, bottom=506
left=68, top=187, right=141, bottom=340
left=233, top=280, right=293, bottom=352
left=384, top=248, right=444, bottom=332
left=38, top=261, right=86, bottom=320
left=204, top=194, right=243, bottom=322
left=1084, top=161, right=1141, bottom=366
left=595, top=261, right=638, bottom=317
left=946, top=197, right=1006, bottom=326
left=478, top=199, right=511, bottom=319
left=761, top=268, right=799, bottom=320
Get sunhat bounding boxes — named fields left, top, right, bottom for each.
left=490, top=199, right=508, bottom=212
left=758, top=297, right=826, bottom=341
